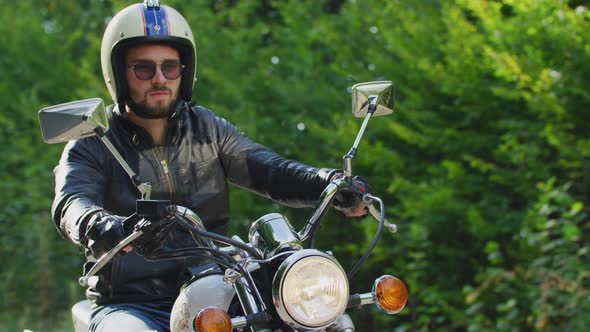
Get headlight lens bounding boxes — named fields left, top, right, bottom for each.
left=273, top=250, right=349, bottom=329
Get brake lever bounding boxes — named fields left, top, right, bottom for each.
left=79, top=229, right=144, bottom=286
left=363, top=194, right=397, bottom=233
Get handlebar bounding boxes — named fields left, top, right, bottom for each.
left=78, top=182, right=397, bottom=286
left=298, top=178, right=344, bottom=242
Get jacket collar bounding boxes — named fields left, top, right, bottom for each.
left=111, top=103, right=188, bottom=147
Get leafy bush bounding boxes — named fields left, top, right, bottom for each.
left=465, top=179, right=589, bottom=331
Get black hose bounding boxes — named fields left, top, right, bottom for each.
left=346, top=202, right=385, bottom=279
left=144, top=247, right=258, bottom=293
left=175, top=214, right=262, bottom=259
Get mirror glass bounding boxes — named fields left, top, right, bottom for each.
left=351, top=81, right=394, bottom=117
left=38, top=98, right=108, bottom=144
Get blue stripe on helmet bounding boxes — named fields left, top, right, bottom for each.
left=142, top=6, right=170, bottom=36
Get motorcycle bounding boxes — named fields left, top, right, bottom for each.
left=38, top=81, right=407, bottom=332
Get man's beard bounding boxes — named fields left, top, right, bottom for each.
left=127, top=88, right=179, bottom=119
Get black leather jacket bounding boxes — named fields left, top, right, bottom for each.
left=52, top=104, right=335, bottom=307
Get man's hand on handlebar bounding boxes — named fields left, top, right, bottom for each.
left=85, top=211, right=133, bottom=257
left=85, top=209, right=177, bottom=257
left=332, top=174, right=372, bottom=218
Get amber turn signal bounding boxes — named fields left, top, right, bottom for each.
left=373, top=275, right=408, bottom=314
left=193, top=307, right=232, bottom=332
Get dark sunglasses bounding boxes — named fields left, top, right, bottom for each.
left=127, top=60, right=185, bottom=80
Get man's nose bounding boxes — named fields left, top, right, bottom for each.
left=151, top=65, right=167, bottom=83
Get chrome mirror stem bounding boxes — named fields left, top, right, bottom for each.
left=343, top=95, right=378, bottom=178
left=97, top=134, right=152, bottom=199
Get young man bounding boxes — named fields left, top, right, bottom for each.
left=52, top=1, right=368, bottom=330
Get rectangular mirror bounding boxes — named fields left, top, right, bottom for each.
left=351, top=81, right=394, bottom=117
left=38, top=98, right=108, bottom=144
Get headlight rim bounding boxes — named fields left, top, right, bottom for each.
left=272, top=249, right=349, bottom=330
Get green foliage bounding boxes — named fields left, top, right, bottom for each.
left=465, top=179, right=589, bottom=331
left=0, top=1, right=106, bottom=328
left=1, top=0, right=588, bottom=330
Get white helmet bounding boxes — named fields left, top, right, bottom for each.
left=100, top=0, right=196, bottom=104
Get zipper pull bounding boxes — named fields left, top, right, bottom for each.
left=161, top=159, right=169, bottom=174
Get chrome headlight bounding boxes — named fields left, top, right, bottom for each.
left=272, top=250, right=349, bottom=330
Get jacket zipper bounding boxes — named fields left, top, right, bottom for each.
left=161, top=159, right=174, bottom=197
left=154, top=147, right=174, bottom=201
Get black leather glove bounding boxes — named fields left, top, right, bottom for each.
left=332, top=174, right=372, bottom=215
left=84, top=211, right=128, bottom=258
